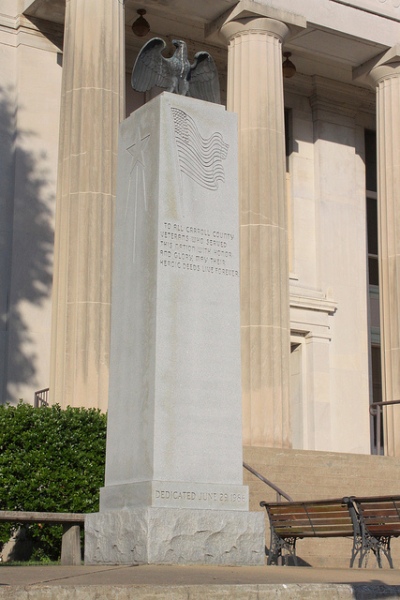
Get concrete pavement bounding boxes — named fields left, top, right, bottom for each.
left=1, top=564, right=400, bottom=598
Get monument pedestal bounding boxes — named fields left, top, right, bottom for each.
left=84, top=93, right=264, bottom=566
left=86, top=507, right=264, bottom=565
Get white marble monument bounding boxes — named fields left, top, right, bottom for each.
left=85, top=93, right=265, bottom=565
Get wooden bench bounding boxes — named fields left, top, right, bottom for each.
left=344, top=495, right=400, bottom=568
left=260, top=498, right=360, bottom=566
left=0, top=511, right=86, bottom=565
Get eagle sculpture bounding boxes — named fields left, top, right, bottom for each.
left=131, top=38, right=221, bottom=104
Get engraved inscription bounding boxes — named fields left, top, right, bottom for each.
left=172, top=108, right=229, bottom=191
left=154, top=488, right=246, bottom=506
left=159, top=221, right=239, bottom=277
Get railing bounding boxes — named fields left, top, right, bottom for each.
left=34, top=387, right=49, bottom=408
left=370, top=399, right=400, bottom=455
left=243, top=461, right=293, bottom=502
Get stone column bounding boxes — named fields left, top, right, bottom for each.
left=368, top=47, right=400, bottom=456
left=221, top=16, right=291, bottom=447
left=50, top=0, right=124, bottom=409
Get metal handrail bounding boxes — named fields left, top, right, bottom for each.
left=370, top=399, right=400, bottom=455
left=34, top=387, right=50, bottom=408
left=243, top=461, right=293, bottom=502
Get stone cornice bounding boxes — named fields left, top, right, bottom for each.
left=284, top=73, right=375, bottom=114
left=284, top=73, right=313, bottom=98
left=0, top=13, right=18, bottom=30
left=0, top=13, right=63, bottom=51
left=290, top=291, right=337, bottom=316
left=289, top=287, right=337, bottom=341
left=310, top=75, right=375, bottom=118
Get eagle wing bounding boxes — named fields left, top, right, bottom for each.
left=188, top=52, right=221, bottom=104
left=131, top=38, right=171, bottom=92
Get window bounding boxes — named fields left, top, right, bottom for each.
left=365, top=129, right=382, bottom=453
left=367, top=195, right=378, bottom=286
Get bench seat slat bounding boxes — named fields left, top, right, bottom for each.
left=275, top=525, right=354, bottom=533
left=269, top=511, right=349, bottom=520
left=361, top=507, right=400, bottom=514
left=281, top=523, right=353, bottom=528
left=275, top=531, right=354, bottom=539
left=270, top=512, right=350, bottom=520
left=360, top=503, right=400, bottom=511
left=267, top=504, right=346, bottom=513
left=363, top=516, right=400, bottom=524
left=272, top=517, right=352, bottom=527
left=266, top=498, right=345, bottom=505
left=365, top=515, right=400, bottom=520
left=354, top=495, right=400, bottom=503
left=367, top=525, right=400, bottom=534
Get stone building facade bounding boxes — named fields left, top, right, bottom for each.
left=1, top=0, right=400, bottom=458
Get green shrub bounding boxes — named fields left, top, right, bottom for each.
left=0, top=403, right=106, bottom=561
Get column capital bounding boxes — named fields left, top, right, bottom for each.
left=354, top=45, right=400, bottom=88
left=206, top=0, right=306, bottom=46
left=220, top=16, right=290, bottom=44
left=369, top=45, right=400, bottom=86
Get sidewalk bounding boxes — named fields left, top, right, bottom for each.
left=1, top=564, right=400, bottom=599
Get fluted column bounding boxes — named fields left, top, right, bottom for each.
left=221, top=17, right=291, bottom=447
left=50, top=0, right=124, bottom=409
left=368, top=48, right=400, bottom=456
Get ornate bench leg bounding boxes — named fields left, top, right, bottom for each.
left=350, top=533, right=363, bottom=568
left=284, top=538, right=297, bottom=566
left=385, top=537, right=394, bottom=569
left=358, top=534, right=393, bottom=569
left=267, top=531, right=297, bottom=566
left=267, top=530, right=281, bottom=565
left=358, top=533, right=373, bottom=568
left=375, top=536, right=393, bottom=569
left=347, top=502, right=363, bottom=568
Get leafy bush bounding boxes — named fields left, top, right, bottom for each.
left=0, top=403, right=106, bottom=561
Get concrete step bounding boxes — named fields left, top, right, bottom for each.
left=2, top=582, right=400, bottom=599
left=1, top=565, right=400, bottom=599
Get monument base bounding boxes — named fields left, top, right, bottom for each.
left=84, top=507, right=265, bottom=566
left=99, top=481, right=250, bottom=511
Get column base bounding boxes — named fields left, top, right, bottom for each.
left=84, top=507, right=265, bottom=566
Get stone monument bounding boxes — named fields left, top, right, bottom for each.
left=85, top=92, right=265, bottom=565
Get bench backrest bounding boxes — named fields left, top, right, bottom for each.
left=350, top=495, right=400, bottom=538
left=261, top=499, right=355, bottom=539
